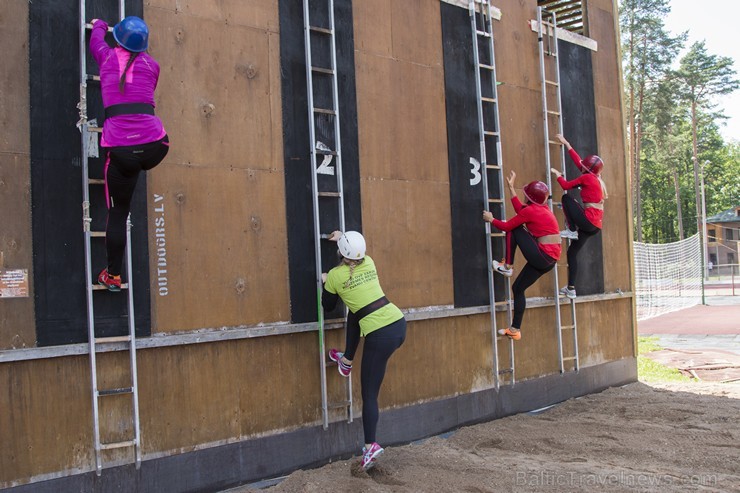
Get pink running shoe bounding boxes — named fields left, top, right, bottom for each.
left=328, top=349, right=352, bottom=377
left=361, top=442, right=384, bottom=470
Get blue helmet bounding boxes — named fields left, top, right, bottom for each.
left=113, top=16, right=149, bottom=52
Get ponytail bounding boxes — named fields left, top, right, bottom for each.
left=598, top=176, right=609, bottom=199
left=341, top=257, right=365, bottom=289
left=119, top=51, right=139, bottom=94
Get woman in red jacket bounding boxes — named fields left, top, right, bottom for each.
left=551, top=134, right=608, bottom=299
left=482, top=171, right=561, bottom=341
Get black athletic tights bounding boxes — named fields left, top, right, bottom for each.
left=561, top=193, right=601, bottom=287
left=344, top=315, right=406, bottom=444
left=105, top=136, right=169, bottom=275
left=506, top=226, right=557, bottom=329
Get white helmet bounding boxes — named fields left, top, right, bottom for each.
left=337, top=231, right=366, bottom=260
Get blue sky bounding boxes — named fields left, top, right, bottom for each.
left=663, top=0, right=740, bottom=142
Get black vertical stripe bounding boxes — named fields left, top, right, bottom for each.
left=441, top=3, right=504, bottom=307
left=558, top=40, right=604, bottom=295
left=279, top=0, right=362, bottom=323
left=30, top=0, right=151, bottom=345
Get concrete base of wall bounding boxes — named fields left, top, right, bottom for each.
left=9, top=358, right=636, bottom=493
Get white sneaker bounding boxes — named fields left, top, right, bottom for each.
left=560, top=229, right=578, bottom=240
left=559, top=286, right=576, bottom=299
left=492, top=260, right=513, bottom=277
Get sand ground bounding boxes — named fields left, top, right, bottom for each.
left=248, top=381, right=740, bottom=492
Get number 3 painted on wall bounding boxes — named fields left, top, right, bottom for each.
left=469, top=157, right=481, bottom=186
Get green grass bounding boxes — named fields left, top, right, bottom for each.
left=637, top=336, right=694, bottom=383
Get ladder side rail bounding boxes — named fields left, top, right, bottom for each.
left=549, top=10, right=580, bottom=372
left=124, top=216, right=142, bottom=468
left=326, top=0, right=353, bottom=423
left=79, top=0, right=105, bottom=476
left=537, top=7, right=565, bottom=373
left=483, top=1, right=516, bottom=385
left=470, top=1, right=500, bottom=390
left=302, top=0, right=331, bottom=430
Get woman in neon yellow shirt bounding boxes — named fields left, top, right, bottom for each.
left=322, top=230, right=406, bottom=471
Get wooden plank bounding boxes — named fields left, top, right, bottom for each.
left=0, top=154, right=35, bottom=350
left=361, top=178, right=453, bottom=308
left=355, top=52, right=448, bottom=183
left=495, top=0, right=542, bottom=93
left=352, top=0, right=392, bottom=58
left=148, top=165, right=290, bottom=333
left=146, top=0, right=279, bottom=32
left=0, top=1, right=34, bottom=350
left=146, top=8, right=281, bottom=172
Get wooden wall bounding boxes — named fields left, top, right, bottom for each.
left=144, top=1, right=291, bottom=332
left=0, top=0, right=35, bottom=348
left=0, top=0, right=635, bottom=487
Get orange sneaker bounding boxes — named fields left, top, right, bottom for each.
left=498, top=327, right=521, bottom=341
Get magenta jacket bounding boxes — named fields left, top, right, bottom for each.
left=90, top=19, right=166, bottom=147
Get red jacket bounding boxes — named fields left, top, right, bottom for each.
left=558, top=148, right=604, bottom=229
left=491, top=197, right=561, bottom=260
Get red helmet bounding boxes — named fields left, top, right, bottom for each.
left=580, top=155, right=604, bottom=175
left=523, top=181, right=550, bottom=205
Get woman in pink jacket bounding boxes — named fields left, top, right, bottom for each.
left=89, top=16, right=169, bottom=291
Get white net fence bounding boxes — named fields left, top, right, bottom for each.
left=633, top=234, right=702, bottom=321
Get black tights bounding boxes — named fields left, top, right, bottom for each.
left=561, top=194, right=601, bottom=287
left=506, top=226, right=556, bottom=329
left=344, top=316, right=406, bottom=444
left=105, top=136, right=169, bottom=275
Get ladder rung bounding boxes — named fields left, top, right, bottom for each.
left=100, top=440, right=135, bottom=450
left=478, top=63, right=494, bottom=70
left=490, top=232, right=506, bottom=238
left=90, top=231, right=106, bottom=237
left=560, top=324, right=575, bottom=330
left=548, top=140, right=562, bottom=145
left=309, top=26, right=333, bottom=35
left=552, top=201, right=562, bottom=205
left=95, top=336, right=132, bottom=344
left=545, top=79, right=559, bottom=86
left=87, top=126, right=103, bottom=133
left=88, top=178, right=105, bottom=185
left=486, top=164, right=501, bottom=170
left=494, top=300, right=510, bottom=306
left=498, top=368, right=514, bottom=375
left=476, top=30, right=491, bottom=38
left=317, top=191, right=341, bottom=198
left=85, top=23, right=114, bottom=33
left=488, top=198, right=504, bottom=203
left=483, top=130, right=499, bottom=136
left=315, top=148, right=338, bottom=156
left=562, top=356, right=578, bottom=361
left=547, top=110, right=561, bottom=116
left=481, top=97, right=497, bottom=103
left=86, top=74, right=100, bottom=82
left=98, top=387, right=133, bottom=397
left=313, top=108, right=336, bottom=115
left=92, top=283, right=128, bottom=291
left=311, top=66, right=335, bottom=75
left=328, top=400, right=351, bottom=410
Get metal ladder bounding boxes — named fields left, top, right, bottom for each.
left=303, top=0, right=353, bottom=429
left=77, top=0, right=142, bottom=474
left=536, top=7, right=579, bottom=373
left=470, top=0, right=515, bottom=388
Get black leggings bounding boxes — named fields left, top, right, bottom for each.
left=506, top=226, right=556, bottom=329
left=344, top=316, right=406, bottom=444
left=562, top=194, right=601, bottom=287
left=104, top=136, right=169, bottom=275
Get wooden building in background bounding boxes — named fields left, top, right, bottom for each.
left=0, top=0, right=636, bottom=490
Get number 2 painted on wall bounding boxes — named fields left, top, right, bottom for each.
left=315, top=141, right=335, bottom=176
left=469, top=157, right=481, bottom=186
